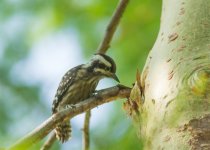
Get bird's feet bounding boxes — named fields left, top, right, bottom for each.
left=65, top=104, right=76, bottom=109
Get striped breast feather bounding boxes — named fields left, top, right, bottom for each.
left=52, top=65, right=83, bottom=113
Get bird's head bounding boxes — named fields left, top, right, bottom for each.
left=85, top=53, right=120, bottom=82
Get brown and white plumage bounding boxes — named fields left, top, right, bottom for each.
left=52, top=54, right=119, bottom=143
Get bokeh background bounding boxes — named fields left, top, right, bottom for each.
left=0, top=0, right=161, bottom=149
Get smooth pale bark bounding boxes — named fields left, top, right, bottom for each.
left=139, top=0, right=210, bottom=149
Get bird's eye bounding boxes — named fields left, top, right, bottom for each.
left=105, top=67, right=110, bottom=71
left=97, top=63, right=111, bottom=72
left=98, top=63, right=105, bottom=68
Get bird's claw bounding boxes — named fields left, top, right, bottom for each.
left=65, top=104, right=76, bottom=109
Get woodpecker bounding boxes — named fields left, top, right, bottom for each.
left=52, top=53, right=119, bottom=143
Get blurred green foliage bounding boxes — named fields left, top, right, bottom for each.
left=0, top=0, right=161, bottom=149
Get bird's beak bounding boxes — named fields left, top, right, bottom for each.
left=110, top=73, right=120, bottom=83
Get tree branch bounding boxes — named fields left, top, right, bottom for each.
left=97, top=0, right=130, bottom=54
left=82, top=110, right=91, bottom=150
left=8, top=85, right=131, bottom=150
left=40, top=133, right=56, bottom=150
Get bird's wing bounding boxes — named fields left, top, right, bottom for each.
left=52, top=65, right=82, bottom=113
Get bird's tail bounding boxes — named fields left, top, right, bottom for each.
left=55, top=121, right=71, bottom=143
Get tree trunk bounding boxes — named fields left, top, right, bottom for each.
left=139, top=0, right=210, bottom=149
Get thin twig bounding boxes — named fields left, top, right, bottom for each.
left=40, top=133, right=56, bottom=150
left=97, top=0, right=130, bottom=54
left=82, top=110, right=91, bottom=150
left=83, top=0, right=130, bottom=149
left=8, top=85, right=131, bottom=150
left=81, top=1, right=130, bottom=149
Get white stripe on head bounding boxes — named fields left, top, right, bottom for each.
left=94, top=68, right=107, bottom=74
left=91, top=54, right=112, bottom=67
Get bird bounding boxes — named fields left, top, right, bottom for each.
left=52, top=53, right=119, bottom=143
